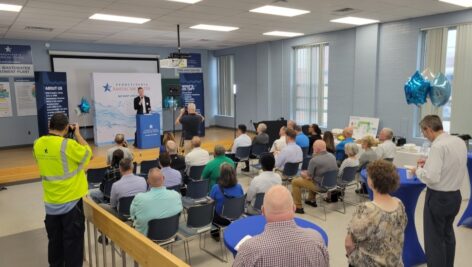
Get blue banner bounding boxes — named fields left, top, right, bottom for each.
left=186, top=53, right=202, bottom=68
left=35, top=71, right=69, bottom=136
left=179, top=72, right=205, bottom=136
left=0, top=45, right=34, bottom=77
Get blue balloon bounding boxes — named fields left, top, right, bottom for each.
left=404, top=71, right=430, bottom=106
left=79, top=97, right=90, bottom=113
left=429, top=73, right=451, bottom=107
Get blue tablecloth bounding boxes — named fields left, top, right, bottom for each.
left=360, top=168, right=426, bottom=267
left=458, top=153, right=472, bottom=227
left=223, top=215, right=328, bottom=256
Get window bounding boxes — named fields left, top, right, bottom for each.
left=216, top=55, right=234, bottom=116
left=292, top=44, right=329, bottom=126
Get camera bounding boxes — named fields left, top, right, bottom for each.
left=66, top=124, right=76, bottom=139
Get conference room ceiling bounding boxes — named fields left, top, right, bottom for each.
left=0, top=0, right=465, bottom=49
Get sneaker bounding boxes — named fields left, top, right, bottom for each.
left=98, top=235, right=109, bottom=245
left=210, top=231, right=220, bottom=242
left=295, top=208, right=305, bottom=214
left=241, top=167, right=250, bottom=172
left=304, top=200, right=318, bottom=207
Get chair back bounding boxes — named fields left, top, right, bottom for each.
left=282, top=162, right=300, bottom=177
left=301, top=156, right=311, bottom=170
left=133, top=162, right=138, bottom=174
left=147, top=213, right=181, bottom=242
left=186, top=201, right=215, bottom=228
left=251, top=143, right=268, bottom=158
left=167, top=184, right=181, bottom=193
left=140, top=160, right=158, bottom=175
left=87, top=167, right=108, bottom=184
left=118, top=196, right=135, bottom=218
left=221, top=195, right=246, bottom=221
left=187, top=179, right=209, bottom=199
left=102, top=179, right=116, bottom=198
left=384, top=158, right=394, bottom=162
left=357, top=161, right=370, bottom=173
left=340, top=166, right=358, bottom=184
left=320, top=170, right=339, bottom=189
left=235, top=146, right=252, bottom=161
left=253, top=193, right=265, bottom=212
left=188, top=165, right=206, bottom=180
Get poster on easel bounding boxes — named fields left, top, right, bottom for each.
left=0, top=77, right=12, bottom=117
left=349, top=116, right=380, bottom=139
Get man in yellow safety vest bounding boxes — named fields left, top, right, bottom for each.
left=33, top=112, right=92, bottom=267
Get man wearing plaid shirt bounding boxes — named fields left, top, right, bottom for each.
left=233, top=185, right=329, bottom=267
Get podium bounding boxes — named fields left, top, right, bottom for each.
left=136, top=113, right=161, bottom=149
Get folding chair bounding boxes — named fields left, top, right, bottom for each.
left=148, top=213, right=184, bottom=259
left=281, top=162, right=300, bottom=187
left=117, top=196, right=135, bottom=221
left=336, top=166, right=359, bottom=213
left=312, top=170, right=339, bottom=221
left=87, top=167, right=108, bottom=188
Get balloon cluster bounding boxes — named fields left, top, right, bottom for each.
left=75, top=97, right=91, bottom=116
left=404, top=69, right=451, bottom=107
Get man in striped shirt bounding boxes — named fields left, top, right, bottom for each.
left=233, top=185, right=329, bottom=267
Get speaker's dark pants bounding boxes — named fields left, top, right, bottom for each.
left=424, top=188, right=461, bottom=267
left=44, top=199, right=85, bottom=267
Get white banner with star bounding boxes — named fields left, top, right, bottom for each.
left=0, top=45, right=34, bottom=77
left=91, top=72, right=162, bottom=146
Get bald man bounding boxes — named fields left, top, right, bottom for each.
left=292, top=140, right=338, bottom=214
left=185, top=136, right=210, bottom=175
left=376, top=128, right=396, bottom=160
left=233, top=185, right=329, bottom=267
left=335, top=127, right=354, bottom=161
left=175, top=103, right=205, bottom=154
left=130, top=168, right=182, bottom=235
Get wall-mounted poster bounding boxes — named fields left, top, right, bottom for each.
left=0, top=77, right=13, bottom=117
left=14, top=77, right=36, bottom=116
left=0, top=45, right=34, bottom=77
left=349, top=116, right=380, bottom=139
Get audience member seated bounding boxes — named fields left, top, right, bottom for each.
left=253, top=123, right=269, bottom=145
left=270, top=126, right=287, bottom=153
left=357, top=135, right=378, bottom=194
left=323, top=131, right=336, bottom=155
left=233, top=185, right=329, bottom=267
left=246, top=153, right=282, bottom=215
left=106, top=133, right=133, bottom=165
left=274, top=128, right=303, bottom=171
left=376, top=128, right=396, bottom=160
left=335, top=127, right=354, bottom=161
left=338, top=143, right=359, bottom=180
left=308, top=124, right=323, bottom=155
left=159, top=131, right=175, bottom=154
left=89, top=149, right=124, bottom=203
left=130, top=168, right=183, bottom=236
left=287, top=120, right=296, bottom=130
left=345, top=160, right=407, bottom=266
left=292, top=140, right=338, bottom=214
left=165, top=140, right=186, bottom=174
left=295, top=125, right=310, bottom=150
left=202, top=145, right=235, bottom=189
left=158, top=152, right=182, bottom=188
left=228, top=124, right=252, bottom=172
left=209, top=163, right=244, bottom=240
left=184, top=136, right=210, bottom=176
left=99, top=158, right=147, bottom=218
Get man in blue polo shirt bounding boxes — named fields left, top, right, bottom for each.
left=335, top=127, right=354, bottom=161
left=295, top=125, right=309, bottom=150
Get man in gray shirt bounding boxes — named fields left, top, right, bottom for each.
left=99, top=158, right=147, bottom=218
left=291, top=140, right=338, bottom=214
left=159, top=152, right=182, bottom=188
left=253, top=123, right=269, bottom=145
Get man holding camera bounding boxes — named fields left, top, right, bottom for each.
left=33, top=112, right=92, bottom=267
left=175, top=103, right=204, bottom=154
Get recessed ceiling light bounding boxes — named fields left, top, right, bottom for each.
left=263, top=31, right=304, bottom=37
left=250, top=5, right=310, bottom=17
left=89, top=13, right=150, bottom=24
left=190, top=24, right=239, bottom=32
left=167, top=0, right=202, bottom=4
left=0, top=3, right=22, bottom=12
left=330, top=16, right=379, bottom=25
left=439, top=0, right=472, bottom=7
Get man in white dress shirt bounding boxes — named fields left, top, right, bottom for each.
left=185, top=136, right=210, bottom=175
left=229, top=124, right=252, bottom=172
left=414, top=115, right=468, bottom=267
left=376, top=128, right=396, bottom=160
left=270, top=126, right=287, bottom=153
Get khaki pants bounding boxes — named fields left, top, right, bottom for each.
left=291, top=177, right=320, bottom=208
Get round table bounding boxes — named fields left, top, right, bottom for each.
left=457, top=153, right=472, bottom=227
left=360, top=168, right=426, bottom=267
left=223, top=215, right=328, bottom=256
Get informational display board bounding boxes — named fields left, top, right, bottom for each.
left=14, top=77, right=36, bottom=116
left=349, top=116, right=380, bottom=139
left=0, top=77, right=12, bottom=117
left=34, top=72, right=69, bottom=136
left=0, top=44, right=34, bottom=77
left=91, top=73, right=162, bottom=146
left=179, top=72, right=205, bottom=136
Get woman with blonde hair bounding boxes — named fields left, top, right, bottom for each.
left=160, top=131, right=175, bottom=153
left=357, top=135, right=378, bottom=194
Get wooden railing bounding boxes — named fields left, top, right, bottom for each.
left=82, top=197, right=189, bottom=267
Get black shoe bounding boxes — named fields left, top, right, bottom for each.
left=355, top=188, right=367, bottom=194
left=98, top=235, right=109, bottom=245
left=304, top=200, right=318, bottom=207
left=295, top=208, right=305, bottom=214
left=210, top=231, right=220, bottom=242
left=241, top=167, right=250, bottom=172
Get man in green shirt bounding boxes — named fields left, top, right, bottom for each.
left=130, top=168, right=182, bottom=235
left=201, top=145, right=235, bottom=189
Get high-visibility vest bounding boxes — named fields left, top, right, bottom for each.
left=33, top=135, right=92, bottom=204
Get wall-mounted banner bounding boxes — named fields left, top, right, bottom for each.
left=14, top=77, right=36, bottom=116
left=0, top=45, right=34, bottom=77
left=92, top=73, right=162, bottom=146
left=35, top=72, right=69, bottom=136
left=0, top=77, right=13, bottom=117
left=186, top=53, right=202, bottom=68
left=179, top=72, right=205, bottom=136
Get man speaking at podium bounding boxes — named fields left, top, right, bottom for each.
left=134, top=87, right=151, bottom=146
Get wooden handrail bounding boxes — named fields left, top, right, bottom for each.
left=82, top=196, right=189, bottom=267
